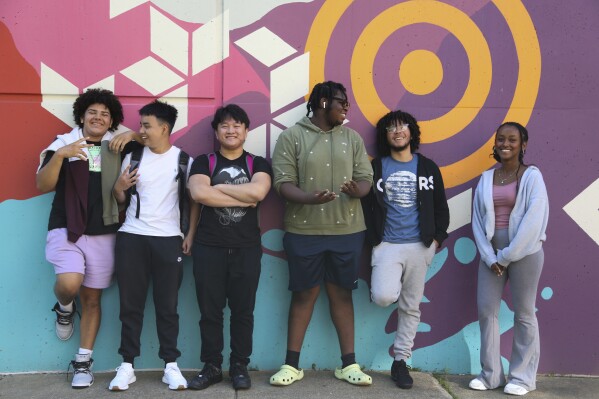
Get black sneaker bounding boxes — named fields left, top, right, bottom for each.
left=229, top=362, right=251, bottom=390
left=391, top=359, right=413, bottom=389
left=188, top=363, right=223, bottom=390
left=51, top=302, right=77, bottom=341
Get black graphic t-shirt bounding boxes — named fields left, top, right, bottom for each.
left=190, top=151, right=272, bottom=247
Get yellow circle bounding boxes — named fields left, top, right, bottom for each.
left=305, top=0, right=541, bottom=188
left=399, top=50, right=443, bottom=95
left=350, top=1, right=492, bottom=143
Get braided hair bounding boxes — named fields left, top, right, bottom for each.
left=306, top=81, right=347, bottom=116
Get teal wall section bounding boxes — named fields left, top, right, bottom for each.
left=0, top=194, right=472, bottom=373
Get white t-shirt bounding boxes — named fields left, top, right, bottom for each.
left=119, top=146, right=192, bottom=237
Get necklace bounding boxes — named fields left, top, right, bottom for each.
left=497, top=164, right=519, bottom=184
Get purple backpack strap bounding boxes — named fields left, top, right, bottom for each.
left=245, top=153, right=254, bottom=178
left=208, top=152, right=216, bottom=176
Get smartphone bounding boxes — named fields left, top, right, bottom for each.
left=129, top=160, right=140, bottom=174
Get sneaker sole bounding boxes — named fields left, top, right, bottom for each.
left=188, top=375, right=223, bottom=390
left=396, top=379, right=414, bottom=389
left=166, top=384, right=187, bottom=390
left=162, top=377, right=187, bottom=390
left=109, top=376, right=136, bottom=391
left=232, top=381, right=251, bottom=390
left=72, top=381, right=93, bottom=389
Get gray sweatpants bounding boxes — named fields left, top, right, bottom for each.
left=477, top=228, right=544, bottom=391
left=370, top=241, right=436, bottom=361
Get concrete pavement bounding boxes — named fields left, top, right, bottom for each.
left=0, top=370, right=596, bottom=399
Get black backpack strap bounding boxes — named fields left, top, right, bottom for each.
left=177, top=150, right=191, bottom=234
left=127, top=147, right=144, bottom=219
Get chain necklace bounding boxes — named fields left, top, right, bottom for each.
left=497, top=164, right=520, bottom=184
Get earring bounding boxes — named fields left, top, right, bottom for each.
left=323, top=102, right=326, bottom=108
left=522, top=149, right=526, bottom=155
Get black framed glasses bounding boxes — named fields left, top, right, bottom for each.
left=331, top=96, right=350, bottom=108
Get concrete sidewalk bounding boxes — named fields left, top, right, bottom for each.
left=0, top=370, right=596, bottom=398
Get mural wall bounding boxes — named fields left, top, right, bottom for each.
left=1, top=0, right=598, bottom=375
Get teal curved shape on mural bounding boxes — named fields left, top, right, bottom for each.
left=541, top=287, right=553, bottom=300
left=261, top=228, right=285, bottom=252
left=454, top=237, right=477, bottom=264
left=425, top=247, right=448, bottom=283
left=411, top=300, right=515, bottom=374
left=417, top=322, right=432, bottom=333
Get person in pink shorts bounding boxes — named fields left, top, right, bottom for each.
left=36, top=88, right=139, bottom=389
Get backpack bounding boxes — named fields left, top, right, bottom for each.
left=127, top=147, right=191, bottom=234
left=208, top=152, right=254, bottom=178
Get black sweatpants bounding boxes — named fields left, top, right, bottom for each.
left=192, top=243, right=262, bottom=366
left=115, top=232, right=184, bottom=363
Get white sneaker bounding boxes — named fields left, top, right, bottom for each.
left=504, top=382, right=529, bottom=396
left=70, top=353, right=94, bottom=389
left=468, top=377, right=487, bottom=390
left=109, top=363, right=136, bottom=391
left=162, top=362, right=187, bottom=390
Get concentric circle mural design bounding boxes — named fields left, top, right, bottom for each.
left=306, top=0, right=541, bottom=188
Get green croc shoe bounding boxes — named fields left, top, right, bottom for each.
left=334, top=363, right=372, bottom=386
left=270, top=365, right=304, bottom=386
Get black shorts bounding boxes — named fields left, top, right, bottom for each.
left=283, top=231, right=365, bottom=291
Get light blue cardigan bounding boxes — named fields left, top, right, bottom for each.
left=472, top=166, right=549, bottom=268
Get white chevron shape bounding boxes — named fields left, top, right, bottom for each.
left=85, top=76, right=115, bottom=92
left=447, top=188, right=472, bottom=234
left=160, top=85, right=188, bottom=134
left=192, top=10, right=229, bottom=75
left=110, top=0, right=148, bottom=19
left=40, top=63, right=78, bottom=127
left=563, top=177, right=599, bottom=245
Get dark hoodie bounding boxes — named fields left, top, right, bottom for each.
left=361, top=154, right=450, bottom=248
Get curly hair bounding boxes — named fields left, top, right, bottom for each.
left=306, top=81, right=347, bottom=116
left=375, top=109, right=421, bottom=156
left=491, top=121, right=529, bottom=163
left=73, top=88, right=123, bottom=131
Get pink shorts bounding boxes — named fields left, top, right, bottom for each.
left=45, top=228, right=116, bottom=289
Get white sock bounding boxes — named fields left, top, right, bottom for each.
left=78, top=348, right=92, bottom=356
left=165, top=362, right=178, bottom=369
left=59, top=301, right=74, bottom=313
